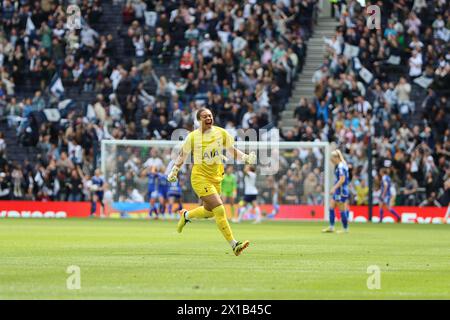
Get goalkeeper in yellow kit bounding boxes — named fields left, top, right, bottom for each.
left=167, top=108, right=256, bottom=256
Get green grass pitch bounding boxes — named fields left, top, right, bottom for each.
left=0, top=218, right=449, bottom=299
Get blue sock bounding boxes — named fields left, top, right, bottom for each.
left=167, top=204, right=173, bottom=214
left=389, top=209, right=400, bottom=220
left=342, top=210, right=349, bottom=229
left=329, top=209, right=335, bottom=227
left=90, top=202, right=96, bottom=215
left=379, top=209, right=384, bottom=221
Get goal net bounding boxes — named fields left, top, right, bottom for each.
left=101, top=138, right=331, bottom=221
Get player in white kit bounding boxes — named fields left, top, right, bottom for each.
left=237, top=166, right=262, bottom=223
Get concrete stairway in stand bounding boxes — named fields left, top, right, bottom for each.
left=280, top=17, right=338, bottom=134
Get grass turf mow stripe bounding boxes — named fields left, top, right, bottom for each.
left=0, top=219, right=449, bottom=299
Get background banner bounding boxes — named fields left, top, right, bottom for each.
left=0, top=202, right=448, bottom=224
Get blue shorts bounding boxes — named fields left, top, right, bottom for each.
left=149, top=191, right=162, bottom=200
left=244, top=195, right=257, bottom=203
left=95, top=191, right=104, bottom=201
left=92, top=192, right=104, bottom=206
left=380, top=196, right=391, bottom=205
left=167, top=191, right=181, bottom=199
left=333, top=193, right=349, bottom=203
left=158, top=190, right=168, bottom=199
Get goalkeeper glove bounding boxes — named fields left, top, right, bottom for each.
left=242, top=151, right=257, bottom=165
left=167, top=165, right=180, bottom=182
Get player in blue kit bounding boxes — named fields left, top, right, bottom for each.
left=148, top=192, right=161, bottom=217
left=379, top=168, right=401, bottom=223
left=167, top=179, right=183, bottom=218
left=143, top=166, right=160, bottom=218
left=323, top=150, right=350, bottom=233
left=157, top=169, right=169, bottom=216
left=90, top=169, right=105, bottom=217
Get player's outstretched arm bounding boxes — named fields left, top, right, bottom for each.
left=75, top=164, right=85, bottom=180
left=167, top=149, right=188, bottom=182
left=229, top=147, right=256, bottom=165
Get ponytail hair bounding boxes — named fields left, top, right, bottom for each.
left=331, top=149, right=347, bottom=165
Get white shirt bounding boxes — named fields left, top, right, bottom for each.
left=244, top=171, right=258, bottom=195
left=53, top=28, right=65, bottom=39
left=409, top=40, right=423, bottom=50
left=134, top=36, right=145, bottom=57
left=0, top=138, right=6, bottom=152
left=409, top=54, right=423, bottom=77
left=257, top=89, right=270, bottom=109
left=110, top=69, right=122, bottom=91
left=243, top=3, right=252, bottom=18
left=218, top=30, right=231, bottom=45
left=204, top=9, right=214, bottom=21
left=133, top=2, right=147, bottom=19
left=241, top=112, right=255, bottom=129
left=143, top=157, right=164, bottom=170
left=435, top=27, right=450, bottom=42
left=312, top=69, right=326, bottom=84
left=104, top=190, right=113, bottom=203
left=233, top=17, right=245, bottom=32
left=68, top=141, right=83, bottom=164
left=81, top=27, right=99, bottom=48
left=232, top=36, right=247, bottom=54
left=83, top=179, right=92, bottom=197
left=384, top=88, right=397, bottom=106
left=169, top=9, right=178, bottom=23
left=127, top=189, right=144, bottom=202
left=124, top=158, right=139, bottom=174
left=109, top=103, right=122, bottom=121
left=199, top=39, right=214, bottom=58
left=355, top=100, right=372, bottom=114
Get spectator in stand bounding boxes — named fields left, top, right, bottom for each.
left=122, top=2, right=135, bottom=25
left=408, top=49, right=423, bottom=80
left=67, top=168, right=83, bottom=202
left=354, top=178, right=369, bottom=205
left=0, top=132, right=5, bottom=155
left=419, top=192, right=442, bottom=207
left=403, top=173, right=419, bottom=206
left=0, top=172, right=11, bottom=200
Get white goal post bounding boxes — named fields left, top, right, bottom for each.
left=101, top=139, right=331, bottom=220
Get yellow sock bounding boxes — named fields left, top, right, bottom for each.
left=213, top=205, right=235, bottom=242
left=186, top=206, right=214, bottom=219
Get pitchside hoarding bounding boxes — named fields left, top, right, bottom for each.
left=0, top=201, right=93, bottom=218
left=0, top=201, right=448, bottom=224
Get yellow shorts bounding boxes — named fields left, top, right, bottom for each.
left=191, top=177, right=222, bottom=198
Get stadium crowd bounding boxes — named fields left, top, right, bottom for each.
left=287, top=0, right=450, bottom=207
left=0, top=0, right=448, bottom=209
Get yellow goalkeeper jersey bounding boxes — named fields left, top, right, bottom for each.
left=182, top=126, right=235, bottom=183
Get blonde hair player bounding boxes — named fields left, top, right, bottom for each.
left=323, top=150, right=350, bottom=233
left=167, top=108, right=256, bottom=256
